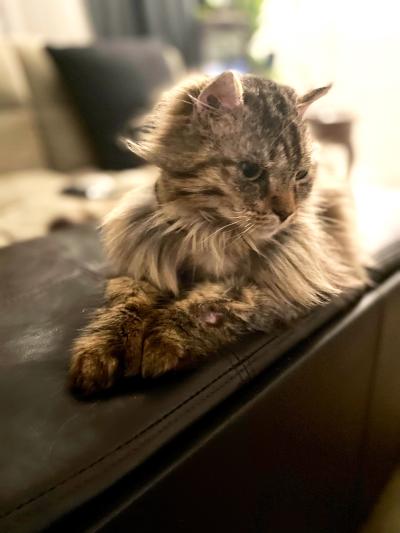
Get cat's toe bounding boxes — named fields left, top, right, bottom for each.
left=141, top=331, right=186, bottom=378
left=69, top=337, right=120, bottom=396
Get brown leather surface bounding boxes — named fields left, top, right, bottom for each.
left=98, top=276, right=400, bottom=533
left=358, top=279, right=400, bottom=513
left=0, top=217, right=399, bottom=532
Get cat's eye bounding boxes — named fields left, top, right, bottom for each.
left=239, top=161, right=263, bottom=180
left=296, top=170, right=309, bottom=181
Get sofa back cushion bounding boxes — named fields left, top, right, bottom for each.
left=0, top=43, right=47, bottom=173
left=47, top=39, right=184, bottom=170
left=16, top=41, right=96, bottom=172
left=0, top=39, right=96, bottom=173
left=0, top=39, right=184, bottom=174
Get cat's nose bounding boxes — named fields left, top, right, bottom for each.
left=271, top=193, right=295, bottom=222
left=273, top=208, right=293, bottom=222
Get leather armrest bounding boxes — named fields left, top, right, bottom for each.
left=0, top=184, right=399, bottom=532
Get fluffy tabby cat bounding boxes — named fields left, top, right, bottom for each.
left=70, top=71, right=367, bottom=395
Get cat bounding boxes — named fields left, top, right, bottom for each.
left=69, top=71, right=367, bottom=395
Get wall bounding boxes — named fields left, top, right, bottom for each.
left=0, top=0, right=92, bottom=43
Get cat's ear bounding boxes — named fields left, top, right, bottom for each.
left=297, top=84, right=332, bottom=116
left=196, top=71, right=243, bottom=113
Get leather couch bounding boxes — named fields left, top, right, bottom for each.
left=0, top=182, right=399, bottom=533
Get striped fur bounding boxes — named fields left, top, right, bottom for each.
left=70, top=73, right=367, bottom=395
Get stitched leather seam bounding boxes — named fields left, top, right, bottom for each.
left=230, top=349, right=252, bottom=383
left=0, top=356, right=247, bottom=519
left=71, top=372, right=244, bottom=511
left=0, top=291, right=360, bottom=521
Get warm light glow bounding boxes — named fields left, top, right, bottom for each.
left=251, top=0, right=400, bottom=186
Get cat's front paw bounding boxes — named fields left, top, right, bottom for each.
left=142, top=330, right=186, bottom=378
left=141, top=310, right=200, bottom=378
left=70, top=315, right=146, bottom=395
left=69, top=334, right=122, bottom=395
left=69, top=281, right=157, bottom=395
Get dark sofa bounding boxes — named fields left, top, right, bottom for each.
left=0, top=182, right=399, bottom=533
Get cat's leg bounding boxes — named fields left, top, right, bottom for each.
left=70, top=277, right=160, bottom=395
left=140, top=281, right=295, bottom=378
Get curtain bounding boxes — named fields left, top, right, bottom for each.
left=84, top=0, right=201, bottom=65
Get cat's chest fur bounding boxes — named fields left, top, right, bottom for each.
left=103, top=179, right=258, bottom=290
left=103, top=178, right=363, bottom=307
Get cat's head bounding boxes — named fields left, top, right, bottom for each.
left=130, top=71, right=330, bottom=237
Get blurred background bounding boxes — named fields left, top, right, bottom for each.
left=0, top=0, right=399, bottom=248
left=0, top=1, right=399, bottom=530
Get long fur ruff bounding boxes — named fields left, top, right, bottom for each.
left=103, top=174, right=367, bottom=310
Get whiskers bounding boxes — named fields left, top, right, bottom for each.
left=201, top=220, right=241, bottom=244
left=225, top=210, right=283, bottom=258
left=233, top=221, right=255, bottom=241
